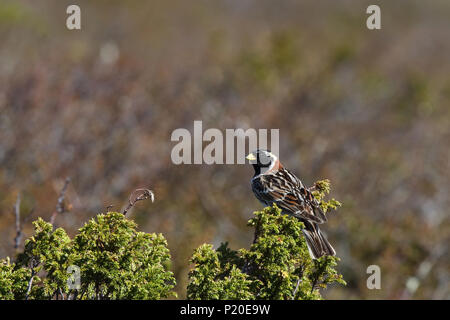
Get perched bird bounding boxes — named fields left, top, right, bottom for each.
left=246, top=150, right=335, bottom=259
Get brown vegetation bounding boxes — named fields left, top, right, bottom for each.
left=0, top=0, right=449, bottom=299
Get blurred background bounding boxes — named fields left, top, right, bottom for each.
left=0, top=0, right=449, bottom=299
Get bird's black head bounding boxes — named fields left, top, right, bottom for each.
left=246, top=150, right=278, bottom=176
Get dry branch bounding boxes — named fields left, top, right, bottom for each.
left=50, top=177, right=71, bottom=226
left=122, top=188, right=154, bottom=216
left=13, top=193, right=22, bottom=250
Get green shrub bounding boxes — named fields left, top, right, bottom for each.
left=187, top=180, right=345, bottom=300
left=1, top=180, right=344, bottom=300
left=0, top=212, right=175, bottom=300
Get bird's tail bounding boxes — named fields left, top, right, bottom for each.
left=302, top=221, right=336, bottom=259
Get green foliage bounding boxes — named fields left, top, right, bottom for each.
left=312, top=179, right=342, bottom=213
left=187, top=196, right=346, bottom=300
left=71, top=212, right=175, bottom=299
left=1, top=182, right=344, bottom=300
left=0, top=258, right=30, bottom=299
left=15, top=218, right=72, bottom=299
left=0, top=212, right=175, bottom=300
left=187, top=244, right=254, bottom=300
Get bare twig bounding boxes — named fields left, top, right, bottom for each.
left=13, top=194, right=35, bottom=251
left=50, top=177, right=71, bottom=226
left=122, top=188, right=154, bottom=216
left=59, top=288, right=65, bottom=300
left=13, top=193, right=22, bottom=250
left=25, top=258, right=39, bottom=300
left=25, top=272, right=35, bottom=300
left=292, top=278, right=302, bottom=299
left=292, top=266, right=305, bottom=299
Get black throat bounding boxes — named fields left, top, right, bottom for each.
left=252, top=163, right=271, bottom=177
left=252, top=164, right=261, bottom=176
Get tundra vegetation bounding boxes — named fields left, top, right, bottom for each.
left=1, top=1, right=448, bottom=299
left=0, top=181, right=344, bottom=299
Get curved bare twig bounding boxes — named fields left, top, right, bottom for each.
left=122, top=188, right=155, bottom=216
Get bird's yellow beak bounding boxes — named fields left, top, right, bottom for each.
left=246, top=153, right=256, bottom=161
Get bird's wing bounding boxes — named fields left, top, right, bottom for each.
left=253, top=168, right=327, bottom=224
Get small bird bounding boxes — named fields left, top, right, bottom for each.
left=246, top=150, right=335, bottom=259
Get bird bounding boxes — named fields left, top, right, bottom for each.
left=246, top=149, right=335, bottom=259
